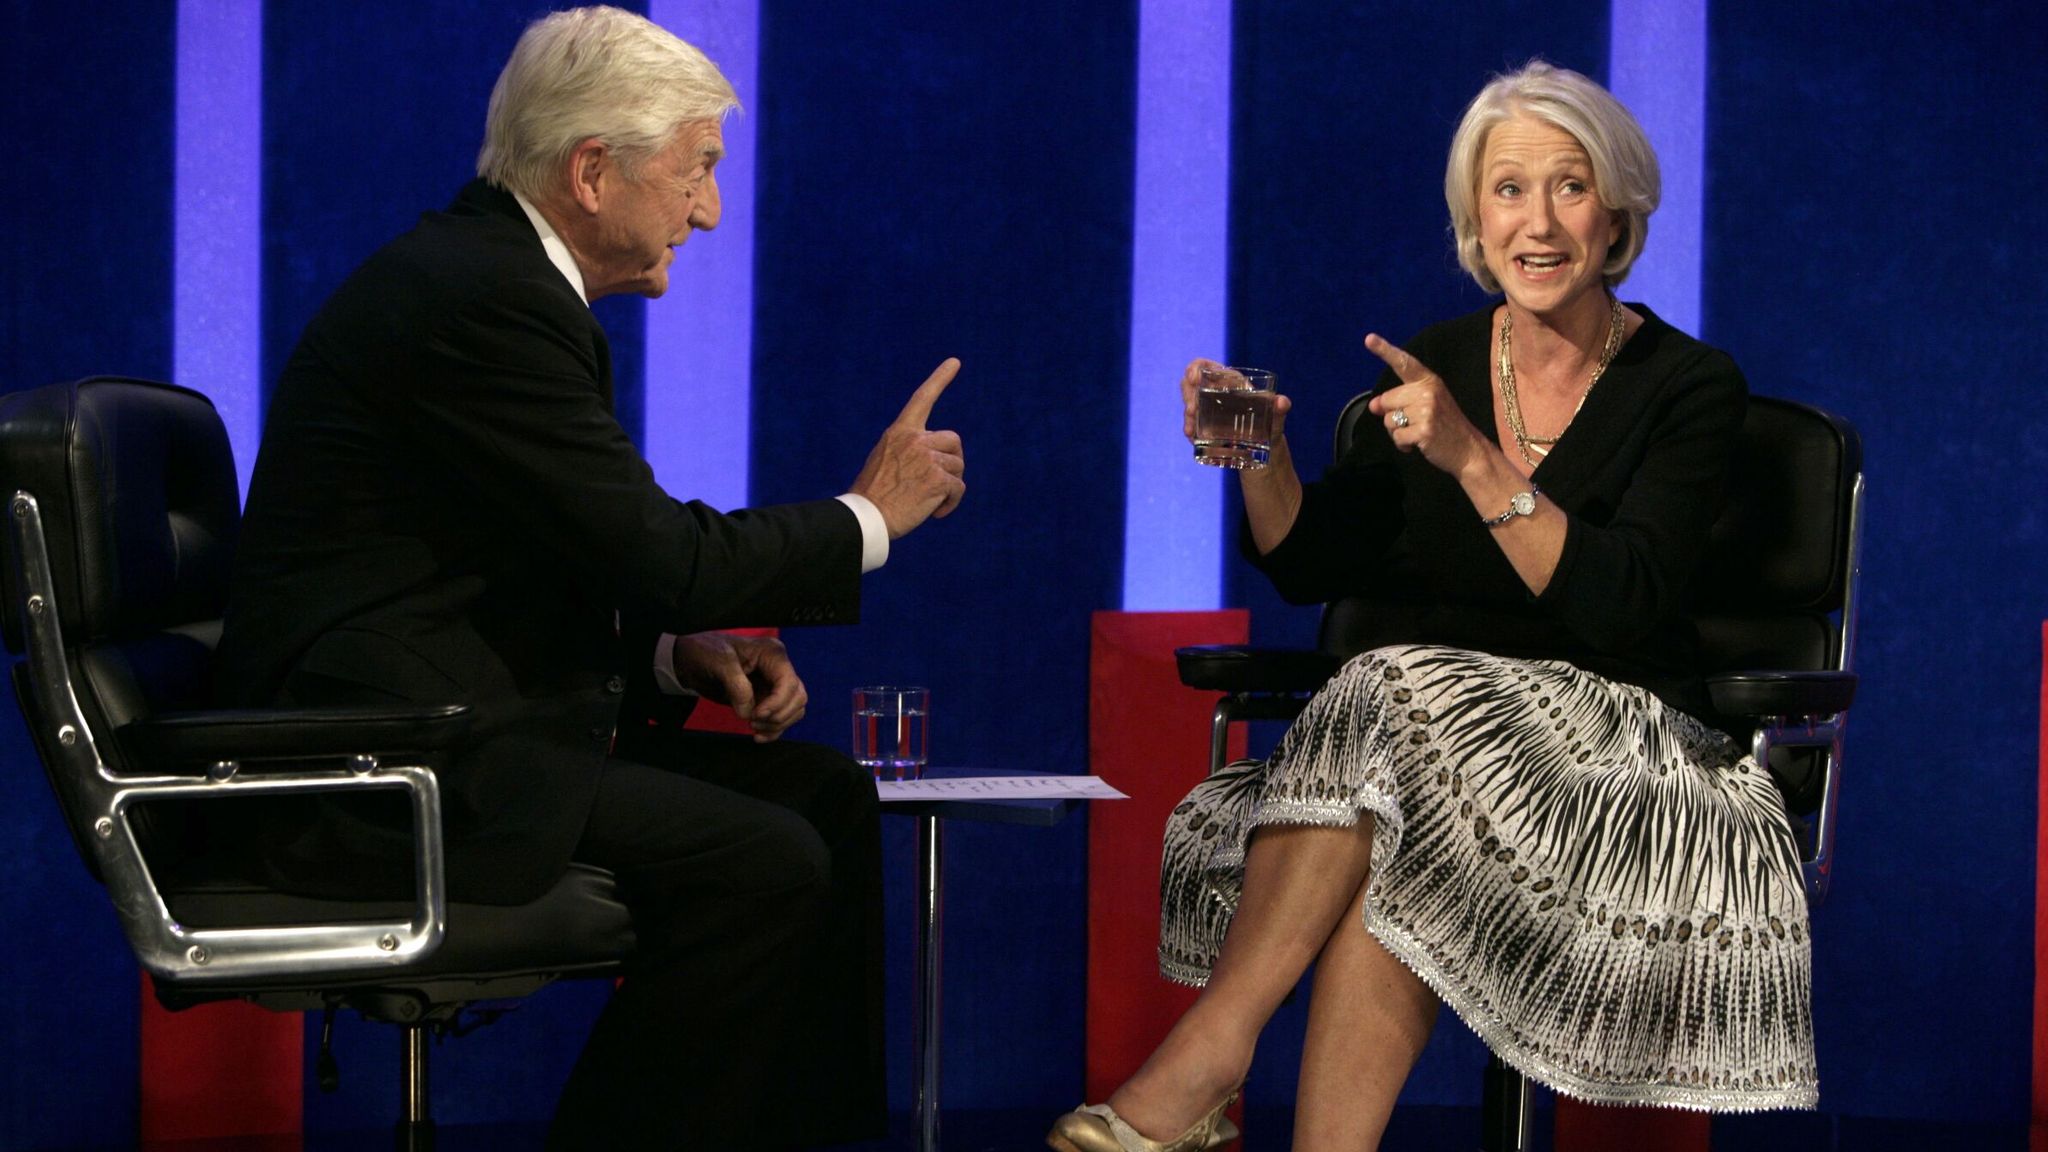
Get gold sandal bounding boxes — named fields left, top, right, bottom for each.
left=1045, top=1088, right=1241, bottom=1152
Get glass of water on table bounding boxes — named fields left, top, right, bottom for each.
left=852, top=686, right=929, bottom=781
left=1192, top=366, right=1277, bottom=469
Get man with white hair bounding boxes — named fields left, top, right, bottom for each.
left=216, top=6, right=962, bottom=1146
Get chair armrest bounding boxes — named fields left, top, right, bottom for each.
left=119, top=704, right=473, bottom=767
left=1176, top=645, right=1344, bottom=694
left=1181, top=648, right=1333, bottom=776
left=1705, top=671, right=1857, bottom=719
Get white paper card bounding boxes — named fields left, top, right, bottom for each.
left=875, top=774, right=1129, bottom=802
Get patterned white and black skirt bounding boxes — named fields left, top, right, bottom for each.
left=1158, top=644, right=1817, bottom=1111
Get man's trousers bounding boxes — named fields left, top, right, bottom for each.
left=548, top=726, right=886, bottom=1150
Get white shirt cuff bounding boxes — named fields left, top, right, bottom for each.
left=836, top=493, right=890, bottom=573
left=652, top=632, right=691, bottom=696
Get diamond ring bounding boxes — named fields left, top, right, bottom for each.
left=1390, top=409, right=1411, bottom=429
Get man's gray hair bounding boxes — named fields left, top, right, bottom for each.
left=1444, top=60, right=1660, bottom=293
left=477, top=5, right=739, bottom=200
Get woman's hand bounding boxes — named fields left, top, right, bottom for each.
left=1179, top=357, right=1303, bottom=554
left=1363, top=334, right=1491, bottom=480
left=1180, top=357, right=1294, bottom=447
left=1364, top=332, right=1566, bottom=594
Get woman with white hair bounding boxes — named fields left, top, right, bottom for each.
left=1051, top=60, right=1814, bottom=1152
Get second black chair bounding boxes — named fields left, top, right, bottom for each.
left=0, top=377, right=635, bottom=1146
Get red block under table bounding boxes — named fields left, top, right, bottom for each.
left=140, top=973, right=301, bottom=1143
left=2033, top=622, right=2048, bottom=1134
left=1085, top=609, right=1247, bottom=1104
left=1553, top=1098, right=1709, bottom=1152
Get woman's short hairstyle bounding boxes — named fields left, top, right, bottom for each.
left=1444, top=60, right=1660, bottom=293
left=477, top=5, right=739, bottom=201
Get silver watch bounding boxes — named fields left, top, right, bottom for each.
left=1483, top=485, right=1541, bottom=528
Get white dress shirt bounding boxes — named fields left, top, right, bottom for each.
left=510, top=191, right=886, bottom=694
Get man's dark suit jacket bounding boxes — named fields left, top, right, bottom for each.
left=216, top=180, right=864, bottom=905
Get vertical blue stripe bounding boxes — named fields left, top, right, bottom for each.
left=1609, top=0, right=1707, bottom=337
left=646, top=0, right=757, bottom=511
left=1120, top=0, right=1232, bottom=611
left=175, top=0, right=264, bottom=501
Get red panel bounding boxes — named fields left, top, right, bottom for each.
left=1085, top=609, right=1248, bottom=1105
left=1554, top=1100, right=1709, bottom=1151
left=2034, top=621, right=2048, bottom=1129
left=140, top=974, right=301, bottom=1142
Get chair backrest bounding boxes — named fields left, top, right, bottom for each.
left=1319, top=391, right=1864, bottom=680
left=0, top=377, right=241, bottom=877
left=1692, top=396, right=1862, bottom=675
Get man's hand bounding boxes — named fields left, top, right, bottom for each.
left=669, top=632, right=808, bottom=743
left=850, top=358, right=966, bottom=539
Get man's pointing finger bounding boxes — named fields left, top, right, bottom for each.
left=894, top=358, right=961, bottom=429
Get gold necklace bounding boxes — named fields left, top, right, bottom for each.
left=1497, top=294, right=1626, bottom=470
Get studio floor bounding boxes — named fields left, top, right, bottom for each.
left=76, top=1107, right=2034, bottom=1152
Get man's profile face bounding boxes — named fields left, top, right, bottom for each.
left=591, top=118, right=724, bottom=299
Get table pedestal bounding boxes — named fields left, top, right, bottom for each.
left=882, top=770, right=1081, bottom=1152
left=913, top=814, right=943, bottom=1152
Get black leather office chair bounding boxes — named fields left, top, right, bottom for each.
left=1177, top=392, right=1864, bottom=1152
left=0, top=377, right=636, bottom=1147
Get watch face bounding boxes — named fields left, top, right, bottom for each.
left=1511, top=491, right=1535, bottom=516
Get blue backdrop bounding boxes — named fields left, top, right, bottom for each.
left=3, top=0, right=2044, bottom=1146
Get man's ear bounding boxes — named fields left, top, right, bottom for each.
left=567, top=138, right=609, bottom=215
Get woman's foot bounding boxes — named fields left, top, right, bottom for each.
left=1102, top=1019, right=1251, bottom=1143
left=1046, top=1090, right=1240, bottom=1152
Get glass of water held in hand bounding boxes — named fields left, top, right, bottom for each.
left=852, top=686, right=929, bottom=781
left=1193, top=366, right=1277, bottom=469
